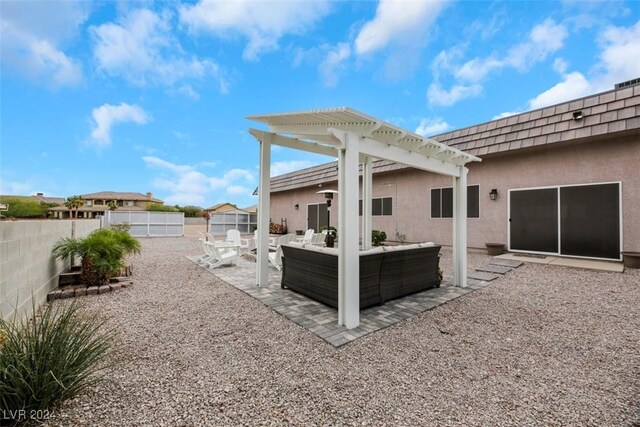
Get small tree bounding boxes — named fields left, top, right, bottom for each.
left=107, top=201, right=118, bottom=211
left=202, top=211, right=211, bottom=235
left=53, top=228, right=141, bottom=286
left=64, top=195, right=85, bottom=218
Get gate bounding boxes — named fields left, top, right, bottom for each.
left=103, top=211, right=184, bottom=237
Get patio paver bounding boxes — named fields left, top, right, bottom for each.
left=187, top=256, right=489, bottom=347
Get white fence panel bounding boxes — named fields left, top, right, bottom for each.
left=104, top=211, right=184, bottom=237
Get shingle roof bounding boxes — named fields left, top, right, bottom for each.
left=80, top=191, right=163, bottom=203
left=269, top=159, right=405, bottom=193
left=432, top=84, right=640, bottom=156
left=267, top=82, right=640, bottom=193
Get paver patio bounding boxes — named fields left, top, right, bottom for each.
left=187, top=252, right=493, bottom=347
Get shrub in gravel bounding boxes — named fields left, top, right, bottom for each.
left=53, top=228, right=141, bottom=287
left=0, top=302, right=115, bottom=422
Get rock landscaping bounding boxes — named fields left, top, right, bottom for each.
left=41, top=237, right=640, bottom=426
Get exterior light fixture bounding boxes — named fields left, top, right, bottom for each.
left=573, top=111, right=583, bottom=121
left=294, top=204, right=299, bottom=210
left=489, top=189, right=498, bottom=201
left=316, top=189, right=338, bottom=207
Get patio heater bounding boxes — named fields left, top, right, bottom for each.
left=317, top=189, right=338, bottom=247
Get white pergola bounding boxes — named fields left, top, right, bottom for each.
left=247, top=107, right=481, bottom=329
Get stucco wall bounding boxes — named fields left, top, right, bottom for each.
left=269, top=135, right=639, bottom=252
left=0, top=219, right=100, bottom=321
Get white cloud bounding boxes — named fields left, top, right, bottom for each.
left=319, top=43, right=351, bottom=87
left=415, top=118, right=450, bottom=137
left=528, top=71, right=591, bottom=109
left=0, top=179, right=33, bottom=196
left=427, top=83, right=482, bottom=107
left=526, top=20, right=640, bottom=109
left=430, top=19, right=568, bottom=106
left=354, top=0, right=447, bottom=56
left=271, top=160, right=316, bottom=177
left=179, top=0, right=332, bottom=61
left=143, top=156, right=255, bottom=205
left=592, top=19, right=640, bottom=89
left=89, top=103, right=151, bottom=148
left=492, top=111, right=521, bottom=120
left=0, top=0, right=87, bottom=87
left=553, top=58, right=568, bottom=74
left=91, top=8, right=228, bottom=93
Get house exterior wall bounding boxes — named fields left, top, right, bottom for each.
left=269, top=134, right=639, bottom=252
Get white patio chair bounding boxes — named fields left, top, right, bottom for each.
left=310, top=233, right=326, bottom=247
left=202, top=241, right=239, bottom=269
left=300, top=228, right=315, bottom=244
left=268, top=233, right=296, bottom=271
left=226, top=229, right=250, bottom=254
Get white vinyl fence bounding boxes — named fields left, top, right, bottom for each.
left=102, top=211, right=184, bottom=237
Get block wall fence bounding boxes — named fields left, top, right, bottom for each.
left=0, top=219, right=100, bottom=322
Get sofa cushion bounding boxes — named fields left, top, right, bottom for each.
left=360, top=246, right=384, bottom=256
left=419, top=241, right=436, bottom=247
left=321, top=247, right=339, bottom=256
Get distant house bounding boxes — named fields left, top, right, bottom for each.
left=50, top=191, right=164, bottom=219
left=205, top=202, right=258, bottom=234
left=31, top=192, right=65, bottom=205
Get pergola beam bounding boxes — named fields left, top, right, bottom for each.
left=359, top=136, right=461, bottom=177
left=250, top=128, right=336, bottom=157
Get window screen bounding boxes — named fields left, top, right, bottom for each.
left=431, top=185, right=479, bottom=218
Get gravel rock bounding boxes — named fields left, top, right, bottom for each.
left=39, top=238, right=640, bottom=427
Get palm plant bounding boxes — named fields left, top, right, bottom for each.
left=53, top=228, right=141, bottom=286
left=64, top=195, right=85, bottom=218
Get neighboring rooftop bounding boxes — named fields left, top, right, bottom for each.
left=31, top=193, right=65, bottom=205
left=81, top=191, right=163, bottom=204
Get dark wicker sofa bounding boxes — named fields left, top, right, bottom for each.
left=280, top=243, right=441, bottom=309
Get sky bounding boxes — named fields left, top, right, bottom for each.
left=1, top=0, right=639, bottom=209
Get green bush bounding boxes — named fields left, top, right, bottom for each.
left=372, top=230, right=387, bottom=246
left=53, top=228, right=141, bottom=287
left=178, top=205, right=203, bottom=217
left=0, top=302, right=115, bottom=420
left=0, top=197, right=48, bottom=218
left=109, top=222, right=131, bottom=232
left=146, top=203, right=178, bottom=212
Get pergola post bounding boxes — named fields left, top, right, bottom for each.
left=452, top=166, right=468, bottom=288
left=338, top=131, right=360, bottom=328
left=256, top=133, right=271, bottom=286
left=362, top=156, right=373, bottom=250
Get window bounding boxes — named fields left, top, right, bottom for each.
left=431, top=185, right=479, bottom=218
left=94, top=200, right=104, bottom=206
left=359, top=197, right=392, bottom=216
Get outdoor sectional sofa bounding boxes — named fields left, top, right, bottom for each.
left=280, top=242, right=441, bottom=309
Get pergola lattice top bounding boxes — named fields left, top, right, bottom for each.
left=248, top=107, right=479, bottom=329
left=247, top=107, right=481, bottom=168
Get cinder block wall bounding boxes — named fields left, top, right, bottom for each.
left=0, top=219, right=100, bottom=321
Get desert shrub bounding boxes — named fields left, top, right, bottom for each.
left=53, top=228, right=141, bottom=286
left=109, top=222, right=131, bottom=232
left=0, top=197, right=48, bottom=218
left=0, top=302, right=115, bottom=421
left=178, top=205, right=203, bottom=217
left=146, top=203, right=178, bottom=212
left=372, top=230, right=387, bottom=246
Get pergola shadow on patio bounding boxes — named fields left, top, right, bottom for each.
left=248, top=107, right=481, bottom=329
left=187, top=254, right=489, bottom=347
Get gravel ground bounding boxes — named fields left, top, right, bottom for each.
left=40, top=237, right=640, bottom=426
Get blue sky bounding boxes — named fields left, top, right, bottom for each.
left=1, top=0, right=639, bottom=208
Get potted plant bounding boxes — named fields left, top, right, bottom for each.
left=485, top=243, right=506, bottom=256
